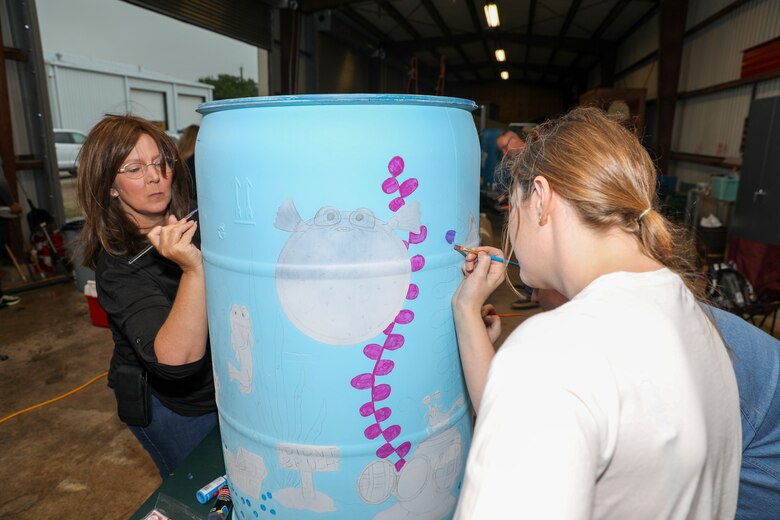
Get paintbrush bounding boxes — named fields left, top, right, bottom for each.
left=128, top=208, right=199, bottom=265
left=453, top=244, right=520, bottom=267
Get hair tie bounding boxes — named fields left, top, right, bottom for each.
left=636, top=208, right=652, bottom=222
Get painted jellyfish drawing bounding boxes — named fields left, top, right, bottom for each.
left=274, top=199, right=422, bottom=346
left=228, top=303, right=254, bottom=394
left=195, top=94, right=480, bottom=519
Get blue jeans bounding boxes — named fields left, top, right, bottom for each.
left=128, top=393, right=218, bottom=478
left=707, top=306, right=780, bottom=519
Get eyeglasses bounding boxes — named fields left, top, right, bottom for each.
left=117, top=160, right=170, bottom=179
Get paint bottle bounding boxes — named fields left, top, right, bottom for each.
left=207, top=485, right=232, bottom=520
left=195, top=474, right=227, bottom=504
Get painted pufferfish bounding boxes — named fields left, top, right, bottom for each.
left=274, top=198, right=421, bottom=346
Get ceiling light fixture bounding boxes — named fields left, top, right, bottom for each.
left=500, top=70, right=509, bottom=80
left=484, top=3, right=500, bottom=28
left=495, top=49, right=506, bottom=62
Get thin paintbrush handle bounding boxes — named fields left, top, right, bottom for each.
left=127, top=208, right=199, bottom=265
left=456, top=245, right=520, bottom=268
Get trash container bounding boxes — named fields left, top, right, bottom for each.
left=61, top=217, right=94, bottom=292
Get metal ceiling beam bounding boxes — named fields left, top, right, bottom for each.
left=395, top=31, right=611, bottom=55
left=568, top=0, right=630, bottom=81
left=340, top=4, right=389, bottom=46
left=301, top=0, right=364, bottom=13
left=541, top=0, right=583, bottom=83
left=463, top=0, right=493, bottom=81
left=419, top=0, right=466, bottom=81
left=523, top=0, right=537, bottom=80
left=378, top=0, right=421, bottom=40
left=449, top=60, right=583, bottom=78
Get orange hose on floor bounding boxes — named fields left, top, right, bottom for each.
left=0, top=371, right=108, bottom=425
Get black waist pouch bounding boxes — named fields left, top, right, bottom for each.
left=114, top=364, right=152, bottom=427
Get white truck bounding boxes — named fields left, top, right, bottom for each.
left=53, top=128, right=86, bottom=175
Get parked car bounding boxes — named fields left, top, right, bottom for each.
left=53, top=128, right=87, bottom=175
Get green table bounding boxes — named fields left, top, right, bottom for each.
left=130, top=425, right=227, bottom=520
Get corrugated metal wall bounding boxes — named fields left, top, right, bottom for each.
left=680, top=0, right=780, bottom=91
left=674, top=86, right=753, bottom=158
left=606, top=0, right=780, bottom=185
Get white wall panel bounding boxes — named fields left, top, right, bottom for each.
left=756, top=78, right=780, bottom=99
left=673, top=86, right=752, bottom=158
left=686, top=0, right=738, bottom=29
left=616, top=62, right=658, bottom=100
left=56, top=67, right=127, bottom=133
left=680, top=0, right=780, bottom=91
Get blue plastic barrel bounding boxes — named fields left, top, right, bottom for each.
left=196, top=94, right=479, bottom=519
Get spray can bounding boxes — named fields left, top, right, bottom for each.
left=207, top=485, right=232, bottom=520
left=195, top=474, right=227, bottom=504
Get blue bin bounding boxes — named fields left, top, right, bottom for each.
left=196, top=94, right=479, bottom=519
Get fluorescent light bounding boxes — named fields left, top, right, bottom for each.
left=495, top=49, right=506, bottom=62
left=500, top=70, right=509, bottom=80
left=484, top=3, right=500, bottom=28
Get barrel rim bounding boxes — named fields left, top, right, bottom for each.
left=197, top=94, right=478, bottom=115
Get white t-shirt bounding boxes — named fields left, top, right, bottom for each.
left=455, top=269, right=741, bottom=519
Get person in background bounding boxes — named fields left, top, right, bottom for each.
left=177, top=124, right=200, bottom=198
left=453, top=107, right=741, bottom=519
left=494, top=129, right=537, bottom=310
left=495, top=129, right=523, bottom=156
left=76, top=115, right=216, bottom=479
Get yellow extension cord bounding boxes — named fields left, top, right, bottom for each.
left=0, top=371, right=108, bottom=425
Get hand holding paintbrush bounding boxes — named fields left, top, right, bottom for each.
left=129, top=208, right=199, bottom=265
left=453, top=244, right=520, bottom=267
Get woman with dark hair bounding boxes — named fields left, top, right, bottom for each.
left=452, top=107, right=741, bottom=518
left=76, top=114, right=216, bottom=478
left=177, top=124, right=199, bottom=197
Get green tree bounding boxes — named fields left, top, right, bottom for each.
left=198, top=74, right=258, bottom=100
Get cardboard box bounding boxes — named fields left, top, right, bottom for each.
left=711, top=176, right=739, bottom=202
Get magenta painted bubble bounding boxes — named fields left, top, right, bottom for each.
left=374, top=407, right=392, bottom=422
left=388, top=156, right=405, bottom=176
left=374, top=359, right=395, bottom=376
left=395, top=309, right=414, bottom=324
left=365, top=424, right=382, bottom=440
left=409, top=225, right=427, bottom=245
left=363, top=344, right=383, bottom=360
left=382, top=177, right=399, bottom=194
left=351, top=373, right=374, bottom=390
left=377, top=443, right=394, bottom=459
left=383, top=322, right=395, bottom=335
left=396, top=441, right=412, bottom=459
left=445, top=230, right=456, bottom=244
left=399, top=178, right=418, bottom=198
left=383, top=334, right=404, bottom=350
left=389, top=197, right=405, bottom=212
left=372, top=384, right=391, bottom=401
left=359, top=402, right=375, bottom=417
left=406, top=284, right=419, bottom=300
left=383, top=425, right=401, bottom=442
left=410, top=254, right=425, bottom=272
left=395, top=459, right=406, bottom=471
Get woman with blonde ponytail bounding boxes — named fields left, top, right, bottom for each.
left=453, top=107, right=740, bottom=519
